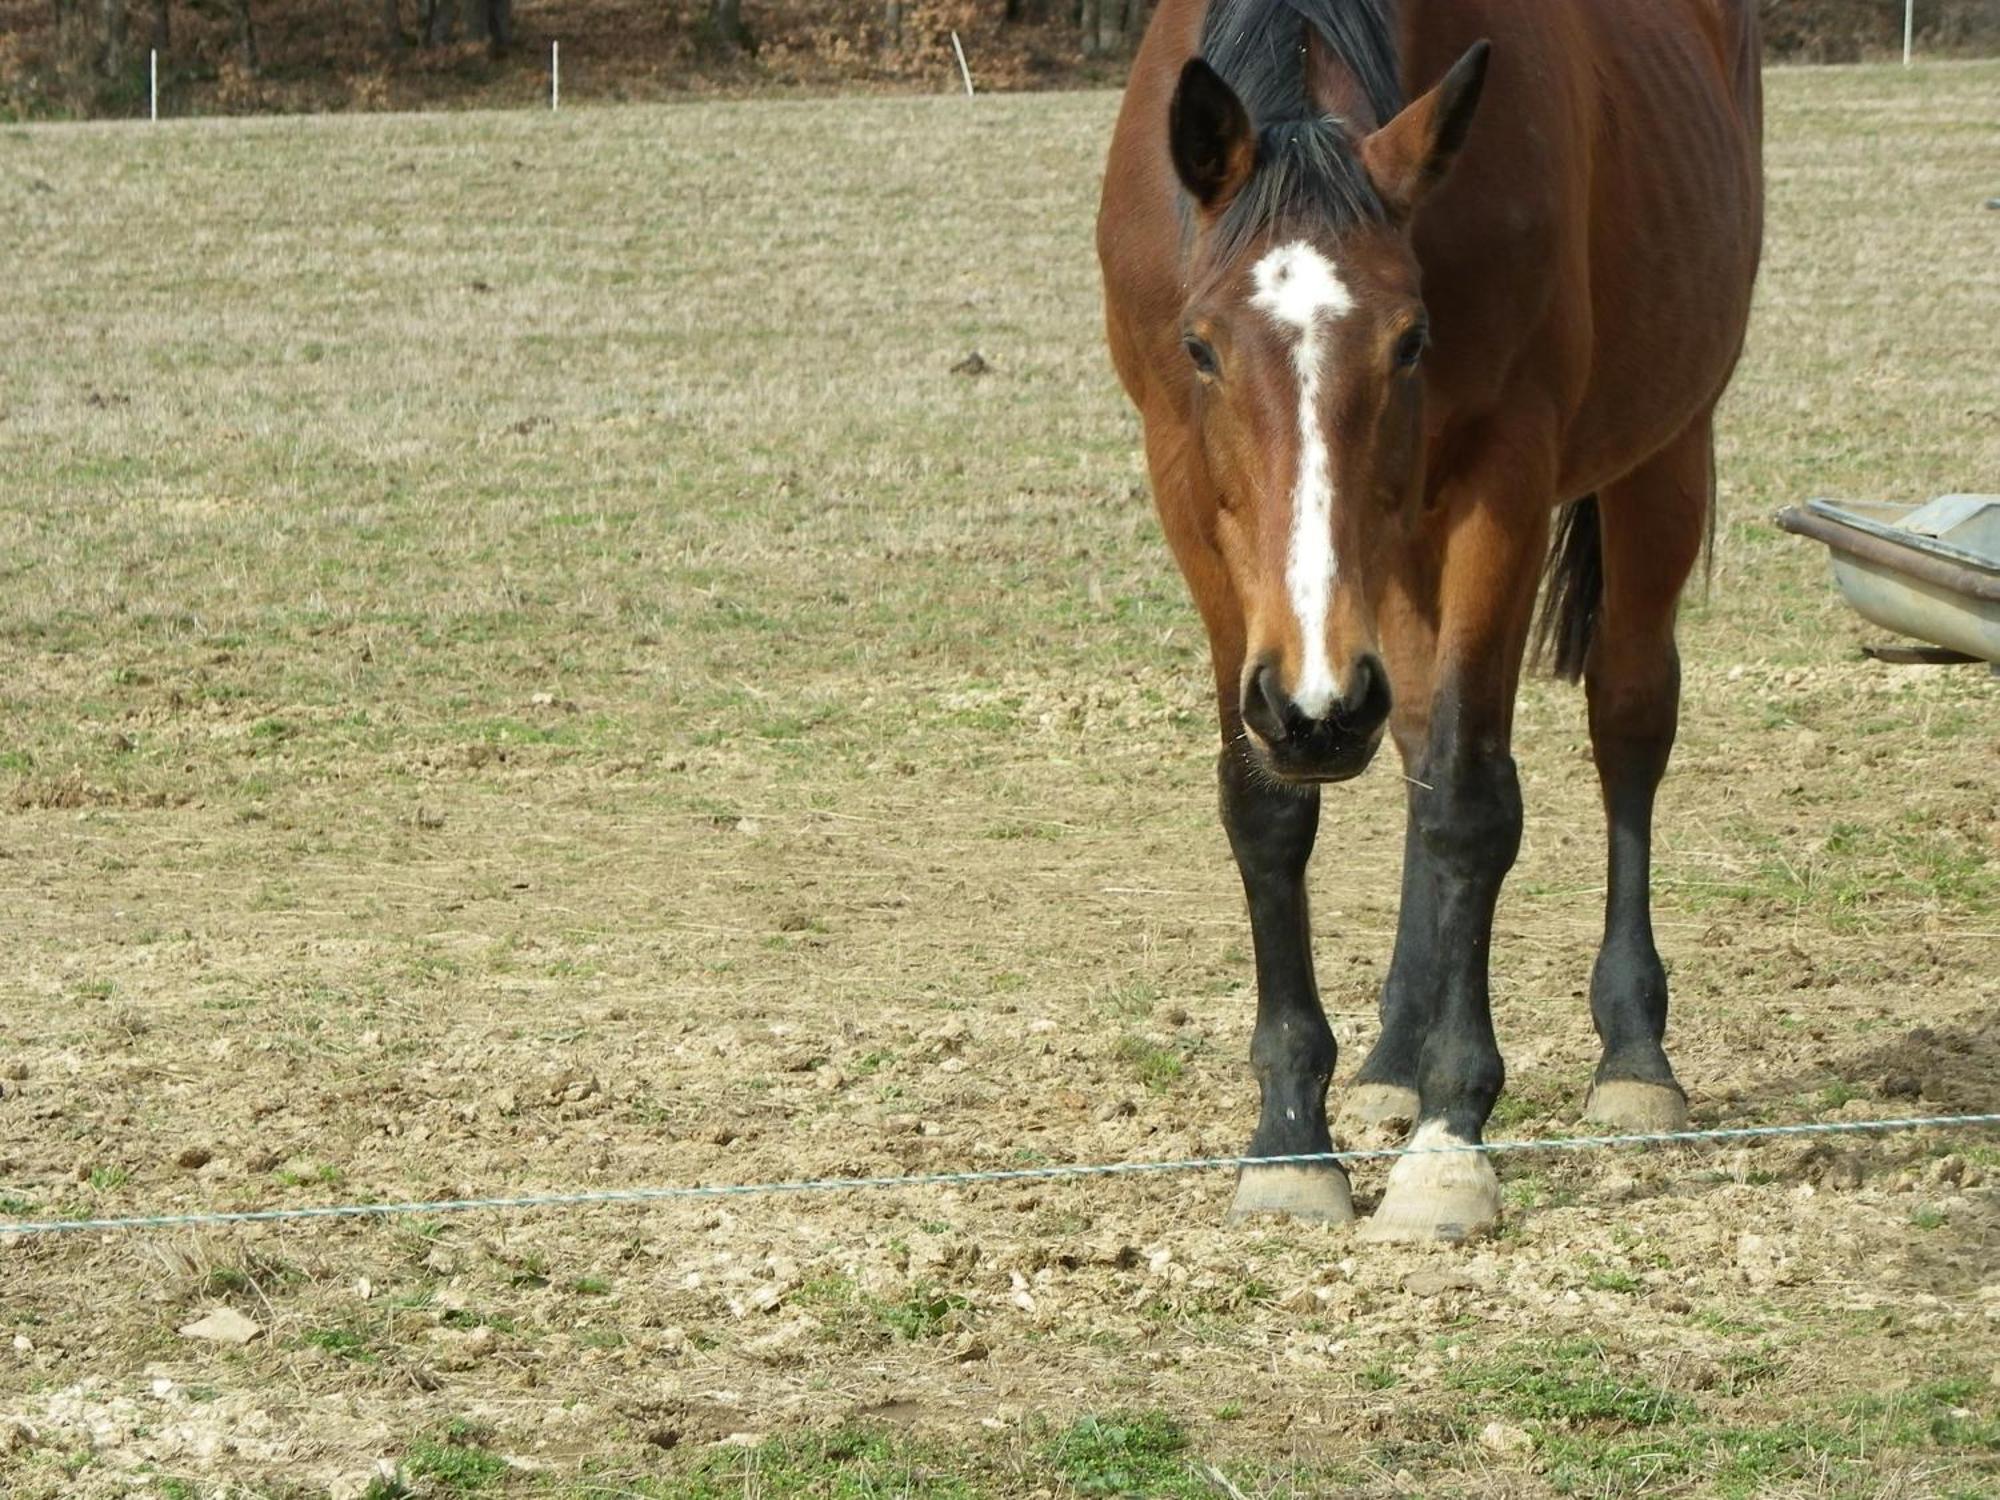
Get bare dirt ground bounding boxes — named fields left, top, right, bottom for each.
left=2, top=59, right=1997, bottom=1500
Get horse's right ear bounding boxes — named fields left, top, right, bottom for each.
left=1170, top=59, right=1255, bottom=214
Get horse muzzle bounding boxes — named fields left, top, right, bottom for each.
left=1240, top=653, right=1391, bottom=783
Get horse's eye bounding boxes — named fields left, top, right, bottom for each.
left=1183, top=334, right=1220, bottom=379
left=1393, top=325, right=1429, bottom=372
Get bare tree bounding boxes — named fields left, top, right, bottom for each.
left=420, top=0, right=454, bottom=48
left=707, top=0, right=751, bottom=52
left=1079, top=0, right=1102, bottom=57
left=97, top=0, right=126, bottom=75
left=884, top=0, right=904, bottom=50
left=230, top=0, right=256, bottom=71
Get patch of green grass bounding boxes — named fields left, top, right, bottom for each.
left=1113, top=1032, right=1191, bottom=1092
left=1449, top=1339, right=1693, bottom=1428
left=674, top=1425, right=981, bottom=1499
left=302, top=1325, right=379, bottom=1364
left=1044, top=1411, right=1202, bottom=1498
left=874, top=1282, right=970, bottom=1342
left=1585, top=1267, right=1644, bottom=1296
left=405, top=1422, right=508, bottom=1493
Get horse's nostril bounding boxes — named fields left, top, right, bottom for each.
left=1256, top=664, right=1293, bottom=739
left=1335, top=654, right=1391, bottom=730
left=1241, top=661, right=1292, bottom=742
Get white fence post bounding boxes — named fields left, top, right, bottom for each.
left=950, top=30, right=974, bottom=98
left=552, top=40, right=560, bottom=110
left=1904, top=0, right=1915, bottom=66
left=150, top=49, right=158, bottom=121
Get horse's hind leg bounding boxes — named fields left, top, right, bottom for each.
left=1578, top=416, right=1713, bottom=1131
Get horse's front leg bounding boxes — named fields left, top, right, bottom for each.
left=1220, top=744, right=1352, bottom=1224
left=1359, top=487, right=1546, bottom=1244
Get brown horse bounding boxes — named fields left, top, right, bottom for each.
left=1098, top=0, right=1762, bottom=1240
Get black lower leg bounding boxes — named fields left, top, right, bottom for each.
left=1409, top=732, right=1518, bottom=1143
left=1219, top=747, right=1333, bottom=1160
left=1352, top=807, right=1437, bottom=1095
left=1589, top=727, right=1679, bottom=1091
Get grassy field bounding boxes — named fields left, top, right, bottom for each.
left=2, top=58, right=1997, bottom=1500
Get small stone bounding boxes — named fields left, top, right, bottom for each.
left=176, top=1145, right=213, bottom=1171
left=1, top=1061, right=27, bottom=1081
left=1881, top=1072, right=1922, bottom=1100
left=1094, top=1099, right=1136, bottom=1122
left=12, top=1334, right=32, bottom=1353
left=179, top=1308, right=263, bottom=1345
left=463, top=1325, right=497, bottom=1357
left=1477, top=1420, right=1534, bottom=1455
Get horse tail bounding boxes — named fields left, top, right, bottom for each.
left=1532, top=494, right=1601, bottom=683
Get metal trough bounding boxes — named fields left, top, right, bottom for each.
left=1774, top=494, right=2000, bottom=663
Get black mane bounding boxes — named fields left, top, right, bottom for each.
left=1196, top=0, right=1404, bottom=258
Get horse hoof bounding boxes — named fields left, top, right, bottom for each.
left=1336, top=1083, right=1419, bottom=1145
left=1357, top=1125, right=1500, bottom=1244
left=1583, top=1080, right=1689, bottom=1134
left=1227, top=1163, right=1354, bottom=1225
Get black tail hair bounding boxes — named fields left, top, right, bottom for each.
left=1532, top=494, right=1601, bottom=683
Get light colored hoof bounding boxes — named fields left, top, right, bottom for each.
left=1583, top=1080, right=1689, bottom=1134
left=1358, top=1125, right=1500, bottom=1244
left=1336, top=1083, right=1419, bottom=1146
left=1227, top=1163, right=1354, bottom=1225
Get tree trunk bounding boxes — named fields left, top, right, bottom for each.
left=151, top=0, right=168, bottom=52
left=461, top=0, right=486, bottom=45
left=1079, top=0, right=1102, bottom=57
left=381, top=0, right=404, bottom=50
left=231, top=0, right=256, bottom=71
left=884, top=0, right=903, bottom=50
left=53, top=0, right=85, bottom=73
left=97, top=0, right=126, bottom=75
left=708, top=0, right=748, bottom=52
left=1122, top=0, right=1150, bottom=50
left=420, top=0, right=454, bottom=48
left=486, top=0, right=510, bottom=55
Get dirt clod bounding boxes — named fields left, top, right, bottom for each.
left=175, top=1146, right=214, bottom=1171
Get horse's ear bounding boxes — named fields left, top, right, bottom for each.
left=1170, top=59, right=1255, bottom=214
left=1360, top=39, right=1490, bottom=218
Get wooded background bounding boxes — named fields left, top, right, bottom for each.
left=4, top=0, right=1998, bottom=119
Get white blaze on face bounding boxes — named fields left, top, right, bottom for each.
left=1249, top=239, right=1353, bottom=720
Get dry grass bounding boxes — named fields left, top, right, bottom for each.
left=1, top=59, right=1997, bottom=1499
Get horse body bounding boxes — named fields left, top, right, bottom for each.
left=1098, top=0, right=1762, bottom=1239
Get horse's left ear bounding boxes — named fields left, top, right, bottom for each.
left=1170, top=58, right=1256, bottom=213
left=1360, top=40, right=1491, bottom=219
